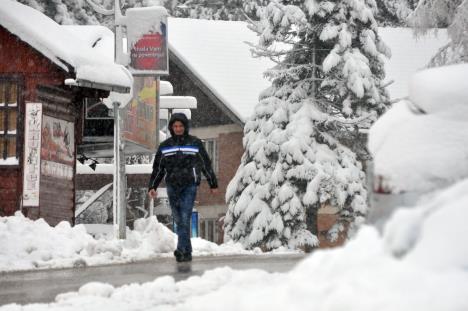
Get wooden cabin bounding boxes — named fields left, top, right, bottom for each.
left=0, top=1, right=131, bottom=225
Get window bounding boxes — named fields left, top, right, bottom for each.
left=83, top=98, right=113, bottom=137
left=0, top=80, right=19, bottom=162
left=202, top=138, right=218, bottom=173
left=85, top=98, right=112, bottom=120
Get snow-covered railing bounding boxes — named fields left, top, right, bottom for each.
left=75, top=183, right=112, bottom=218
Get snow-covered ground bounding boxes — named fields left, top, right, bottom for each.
left=2, top=177, right=468, bottom=310
left=0, top=215, right=279, bottom=272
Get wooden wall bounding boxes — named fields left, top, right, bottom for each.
left=37, top=85, right=79, bottom=226
left=0, top=26, right=78, bottom=225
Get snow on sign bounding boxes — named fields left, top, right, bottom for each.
left=126, top=7, right=169, bottom=75
left=22, top=103, right=42, bottom=207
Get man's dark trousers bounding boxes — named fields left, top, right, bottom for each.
left=167, top=184, right=197, bottom=254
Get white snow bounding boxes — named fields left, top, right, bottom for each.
left=369, top=63, right=468, bottom=193
left=76, top=163, right=153, bottom=174
left=168, top=18, right=275, bottom=122
left=0, top=0, right=132, bottom=91
left=0, top=213, right=255, bottom=272
left=63, top=25, right=115, bottom=61
left=2, top=178, right=468, bottom=310
left=160, top=81, right=174, bottom=95
left=379, top=27, right=449, bottom=101
left=409, top=63, right=468, bottom=117
left=160, top=96, right=197, bottom=109
left=0, top=156, right=19, bottom=165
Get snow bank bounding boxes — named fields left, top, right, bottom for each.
left=3, top=179, right=468, bottom=310
left=384, top=178, right=468, bottom=269
left=409, top=63, right=468, bottom=118
left=369, top=100, right=468, bottom=193
left=369, top=63, right=468, bottom=193
left=0, top=214, right=258, bottom=272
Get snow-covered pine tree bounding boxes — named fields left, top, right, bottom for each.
left=224, top=0, right=390, bottom=250
left=374, top=0, right=417, bottom=26
left=409, top=0, right=468, bottom=65
left=17, top=0, right=101, bottom=25
left=173, top=0, right=268, bottom=21
left=17, top=0, right=171, bottom=26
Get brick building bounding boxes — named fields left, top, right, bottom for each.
left=0, top=1, right=131, bottom=225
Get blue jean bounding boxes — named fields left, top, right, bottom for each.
left=166, top=184, right=197, bottom=254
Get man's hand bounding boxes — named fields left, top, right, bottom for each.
left=148, top=189, right=158, bottom=199
left=210, top=188, right=219, bottom=195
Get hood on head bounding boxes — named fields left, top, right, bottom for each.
left=168, top=112, right=189, bottom=136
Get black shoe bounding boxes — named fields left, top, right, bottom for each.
left=174, top=250, right=184, bottom=262
left=183, top=253, right=192, bottom=262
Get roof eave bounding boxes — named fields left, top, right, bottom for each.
left=74, top=79, right=131, bottom=94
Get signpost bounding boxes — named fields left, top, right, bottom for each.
left=114, top=1, right=168, bottom=239
left=126, top=7, right=169, bottom=75
left=87, top=0, right=169, bottom=239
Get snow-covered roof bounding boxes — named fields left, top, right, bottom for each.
left=0, top=0, right=132, bottom=92
left=168, top=18, right=274, bottom=123
left=379, top=28, right=449, bottom=101
left=168, top=19, right=448, bottom=122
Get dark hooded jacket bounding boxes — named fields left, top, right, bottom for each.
left=148, top=113, right=218, bottom=190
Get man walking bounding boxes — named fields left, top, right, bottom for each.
left=148, top=113, right=218, bottom=262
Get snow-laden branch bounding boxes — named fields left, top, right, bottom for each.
left=85, top=0, right=114, bottom=15
left=327, top=112, right=375, bottom=125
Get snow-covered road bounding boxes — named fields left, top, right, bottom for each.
left=0, top=253, right=304, bottom=305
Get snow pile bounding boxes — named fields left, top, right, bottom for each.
left=369, top=100, right=468, bottom=193
left=3, top=179, right=468, bottom=310
left=384, top=179, right=468, bottom=269
left=409, top=64, right=468, bottom=117
left=369, top=63, right=468, bottom=193
left=0, top=214, right=255, bottom=272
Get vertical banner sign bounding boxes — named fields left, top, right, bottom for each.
left=126, top=7, right=169, bottom=75
left=23, top=103, right=42, bottom=207
left=40, top=116, right=74, bottom=180
left=122, top=77, right=158, bottom=151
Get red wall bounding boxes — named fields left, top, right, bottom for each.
left=197, top=131, right=243, bottom=206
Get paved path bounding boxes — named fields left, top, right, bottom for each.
left=0, top=254, right=305, bottom=306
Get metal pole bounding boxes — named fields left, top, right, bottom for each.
left=113, top=101, right=127, bottom=239
left=149, top=198, right=154, bottom=217
left=113, top=0, right=127, bottom=239
left=155, top=76, right=160, bottom=148
left=113, top=102, right=119, bottom=237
